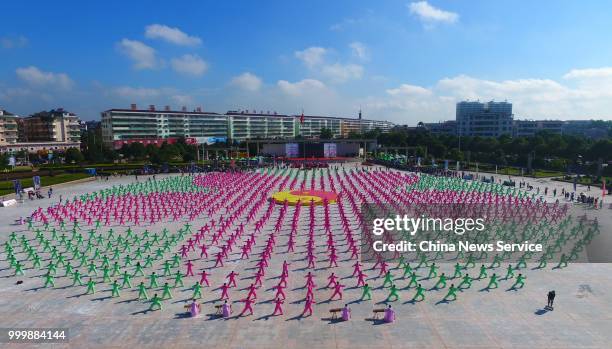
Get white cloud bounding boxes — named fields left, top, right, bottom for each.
left=171, top=54, right=208, bottom=76
left=365, top=68, right=612, bottom=124
left=436, top=75, right=574, bottom=103
left=171, top=94, right=194, bottom=106
left=294, top=45, right=366, bottom=84
left=112, top=86, right=163, bottom=99
left=408, top=1, right=458, bottom=25
left=386, top=84, right=432, bottom=97
left=230, top=72, right=263, bottom=92
left=145, top=24, right=201, bottom=46
left=563, top=67, right=612, bottom=80
left=295, top=47, right=327, bottom=68
left=0, top=86, right=34, bottom=101
left=321, top=63, right=364, bottom=83
left=16, top=66, right=74, bottom=90
left=277, top=79, right=327, bottom=96
left=330, top=18, right=359, bottom=31
left=1, top=35, right=28, bottom=49
left=110, top=86, right=196, bottom=109
left=349, top=42, right=370, bottom=61
left=117, top=39, right=158, bottom=69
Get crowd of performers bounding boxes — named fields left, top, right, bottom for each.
left=2, top=165, right=600, bottom=322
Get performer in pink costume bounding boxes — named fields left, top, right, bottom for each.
left=326, top=273, right=338, bottom=288
left=352, top=262, right=362, bottom=276
left=306, top=284, right=315, bottom=301
left=227, top=271, right=239, bottom=288
left=357, top=270, right=368, bottom=287
left=272, top=298, right=284, bottom=316
left=273, top=283, right=286, bottom=300
left=254, top=270, right=264, bottom=287
left=328, top=252, right=339, bottom=268
left=301, top=295, right=315, bottom=317
left=199, top=244, right=208, bottom=258
left=308, top=254, right=317, bottom=269
left=286, top=237, right=296, bottom=252
left=305, top=272, right=316, bottom=288
left=219, top=283, right=230, bottom=300
left=185, top=260, right=194, bottom=277
left=378, top=261, right=389, bottom=276
left=278, top=273, right=288, bottom=288
left=246, top=283, right=258, bottom=300
left=282, top=261, right=290, bottom=276
left=214, top=252, right=224, bottom=267
left=199, top=270, right=211, bottom=286
left=330, top=283, right=344, bottom=300
left=239, top=297, right=255, bottom=317
left=240, top=245, right=250, bottom=259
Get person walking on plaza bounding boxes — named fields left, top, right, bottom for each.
left=547, top=290, right=556, bottom=309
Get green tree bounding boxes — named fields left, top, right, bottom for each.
left=152, top=142, right=182, bottom=163
left=128, top=142, right=147, bottom=160
left=0, top=153, right=9, bottom=169
left=145, top=144, right=159, bottom=159
left=65, top=147, right=85, bottom=164
left=320, top=127, right=334, bottom=139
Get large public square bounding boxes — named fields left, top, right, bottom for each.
left=1, top=162, right=611, bottom=349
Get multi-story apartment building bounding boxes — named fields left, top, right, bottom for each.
left=227, top=111, right=295, bottom=140
left=297, top=115, right=342, bottom=138
left=19, top=108, right=81, bottom=143
left=101, top=105, right=228, bottom=147
left=456, top=101, right=513, bottom=137
left=101, top=105, right=394, bottom=148
left=561, top=120, right=610, bottom=139
left=0, top=109, right=19, bottom=146
left=339, top=118, right=394, bottom=137
left=0, top=108, right=83, bottom=154
left=513, top=120, right=565, bottom=137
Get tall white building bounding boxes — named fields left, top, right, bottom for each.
left=456, top=101, right=513, bottom=137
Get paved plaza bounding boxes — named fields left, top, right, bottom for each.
left=1, top=164, right=611, bottom=349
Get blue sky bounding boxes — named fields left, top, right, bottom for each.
left=2, top=0, right=612, bottom=124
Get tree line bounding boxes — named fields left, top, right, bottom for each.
left=2, top=125, right=610, bottom=176
left=372, top=128, right=612, bottom=175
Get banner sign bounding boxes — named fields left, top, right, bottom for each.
left=323, top=143, right=337, bottom=158
left=285, top=143, right=299, bottom=158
